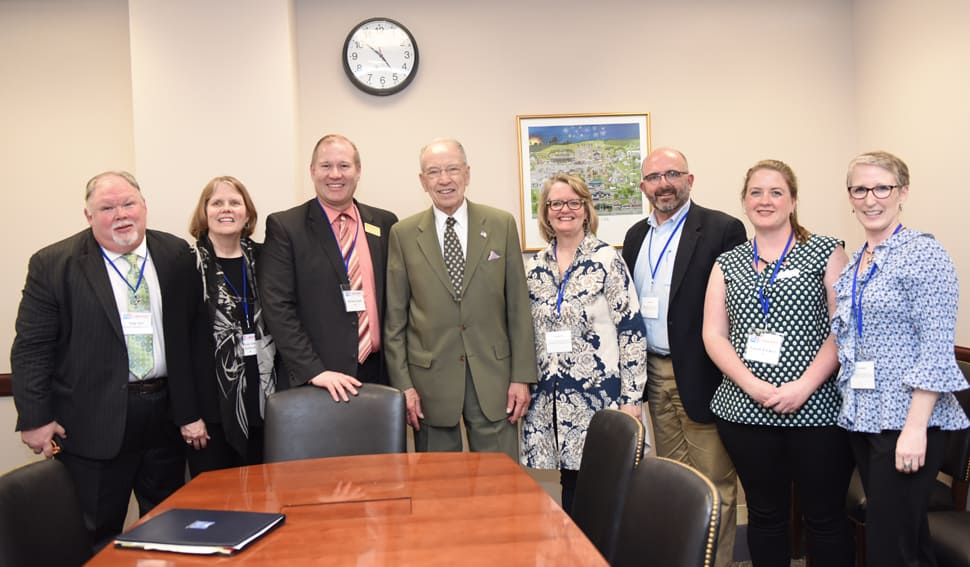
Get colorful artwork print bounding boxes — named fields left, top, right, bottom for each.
left=517, top=113, right=651, bottom=250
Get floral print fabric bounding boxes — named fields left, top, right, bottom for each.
left=521, top=234, right=646, bottom=470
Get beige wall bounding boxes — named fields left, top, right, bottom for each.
left=2, top=0, right=968, bottom=474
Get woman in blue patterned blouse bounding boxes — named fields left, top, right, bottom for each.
left=832, top=151, right=969, bottom=567
left=520, top=173, right=647, bottom=516
left=703, top=159, right=854, bottom=566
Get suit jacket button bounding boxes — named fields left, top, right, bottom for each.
left=459, top=355, right=465, bottom=363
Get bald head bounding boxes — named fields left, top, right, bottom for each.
left=639, top=147, right=693, bottom=222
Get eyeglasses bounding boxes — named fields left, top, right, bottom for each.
left=423, top=165, right=466, bottom=180
left=642, top=170, right=688, bottom=185
left=847, top=185, right=899, bottom=200
left=547, top=199, right=584, bottom=211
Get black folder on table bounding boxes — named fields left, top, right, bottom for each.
left=114, top=508, right=285, bottom=555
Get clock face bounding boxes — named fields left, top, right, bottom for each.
left=342, top=18, right=419, bottom=96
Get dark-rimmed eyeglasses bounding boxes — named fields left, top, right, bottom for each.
left=547, top=199, right=584, bottom=211
left=642, top=170, right=688, bottom=185
left=847, top=185, right=899, bottom=200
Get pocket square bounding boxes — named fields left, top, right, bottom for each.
left=487, top=250, right=501, bottom=261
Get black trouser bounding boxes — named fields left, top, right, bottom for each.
left=716, top=419, right=854, bottom=567
left=357, top=351, right=384, bottom=384
left=849, top=428, right=945, bottom=567
left=58, top=384, right=185, bottom=551
left=560, top=468, right=578, bottom=517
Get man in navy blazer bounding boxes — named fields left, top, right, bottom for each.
left=12, top=171, right=206, bottom=548
left=622, top=148, right=746, bottom=567
left=260, top=134, right=398, bottom=398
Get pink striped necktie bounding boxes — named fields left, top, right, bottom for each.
left=338, top=213, right=372, bottom=363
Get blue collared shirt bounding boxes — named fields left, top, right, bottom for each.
left=632, top=201, right=691, bottom=355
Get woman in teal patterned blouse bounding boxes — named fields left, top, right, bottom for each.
left=521, top=173, right=646, bottom=516
left=702, top=160, right=853, bottom=566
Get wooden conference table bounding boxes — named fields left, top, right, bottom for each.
left=88, top=452, right=608, bottom=566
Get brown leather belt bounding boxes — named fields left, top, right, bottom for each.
left=128, top=377, right=167, bottom=394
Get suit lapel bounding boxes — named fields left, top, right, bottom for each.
left=461, top=202, right=488, bottom=294
left=307, top=200, right=349, bottom=284
left=414, top=208, right=454, bottom=293
left=79, top=232, right=125, bottom=342
left=669, top=204, right=701, bottom=302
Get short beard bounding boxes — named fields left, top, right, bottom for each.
left=111, top=223, right=142, bottom=249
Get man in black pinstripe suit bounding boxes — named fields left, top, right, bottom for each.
left=11, top=171, right=206, bottom=549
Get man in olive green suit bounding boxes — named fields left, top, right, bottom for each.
left=384, top=138, right=537, bottom=459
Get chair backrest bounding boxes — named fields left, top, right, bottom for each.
left=263, top=383, right=407, bottom=463
left=940, top=360, right=970, bottom=507
left=613, top=457, right=721, bottom=567
left=0, top=459, right=92, bottom=566
left=571, top=409, right=645, bottom=563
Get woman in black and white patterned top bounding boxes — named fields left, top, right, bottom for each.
left=186, top=176, right=280, bottom=476
left=702, top=160, right=853, bottom=566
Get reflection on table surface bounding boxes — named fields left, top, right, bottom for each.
left=88, top=451, right=608, bottom=566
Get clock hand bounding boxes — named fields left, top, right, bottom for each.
left=366, top=44, right=392, bottom=67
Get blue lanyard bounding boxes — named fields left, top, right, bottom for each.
left=752, top=231, right=794, bottom=317
left=221, top=263, right=251, bottom=328
left=318, top=201, right=360, bottom=274
left=103, top=249, right=147, bottom=294
left=851, top=223, right=903, bottom=339
left=553, top=243, right=576, bottom=319
left=647, top=213, right=688, bottom=282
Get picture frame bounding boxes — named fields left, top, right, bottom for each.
left=516, top=112, right=651, bottom=252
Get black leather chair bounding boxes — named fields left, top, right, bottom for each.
left=571, top=409, right=645, bottom=564
left=847, top=358, right=970, bottom=567
left=263, top=383, right=407, bottom=463
left=0, top=459, right=92, bottom=566
left=613, top=456, right=721, bottom=567
left=925, top=361, right=970, bottom=567
left=929, top=510, right=970, bottom=567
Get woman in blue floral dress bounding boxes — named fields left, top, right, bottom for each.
left=832, top=151, right=969, bottom=567
left=520, top=173, right=647, bottom=515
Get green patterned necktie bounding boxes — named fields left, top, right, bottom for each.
left=444, top=217, right=464, bottom=297
left=123, top=253, right=154, bottom=379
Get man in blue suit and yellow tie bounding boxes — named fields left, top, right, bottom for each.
left=384, top=138, right=536, bottom=459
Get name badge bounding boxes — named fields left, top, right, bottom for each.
left=776, top=268, right=801, bottom=280
left=242, top=333, right=257, bottom=357
left=850, top=360, right=876, bottom=389
left=546, top=330, right=572, bottom=353
left=364, top=223, right=381, bottom=237
left=743, top=329, right=783, bottom=365
left=342, top=288, right=366, bottom=312
left=121, top=312, right=153, bottom=335
left=640, top=296, right=660, bottom=319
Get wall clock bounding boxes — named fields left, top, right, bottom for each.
left=342, top=17, right=419, bottom=96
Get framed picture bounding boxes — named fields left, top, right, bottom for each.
left=516, top=112, right=651, bottom=252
